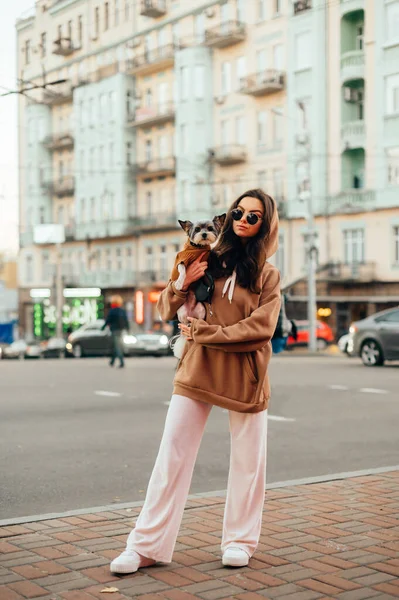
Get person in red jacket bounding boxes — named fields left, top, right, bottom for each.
left=102, top=295, right=129, bottom=368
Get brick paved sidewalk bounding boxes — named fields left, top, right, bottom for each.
left=1, top=471, right=398, bottom=600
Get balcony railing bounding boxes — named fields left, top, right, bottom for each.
left=131, top=156, right=176, bottom=177
left=341, top=120, right=365, bottom=149
left=138, top=270, right=169, bottom=285
left=239, top=70, right=285, bottom=97
left=42, top=132, right=74, bottom=151
left=329, top=189, right=376, bottom=214
left=43, top=175, right=75, bottom=197
left=326, top=261, right=376, bottom=282
left=136, top=212, right=178, bottom=231
left=52, top=37, right=79, bottom=56
left=210, top=145, right=247, bottom=166
left=294, top=0, right=312, bottom=14
left=75, top=219, right=140, bottom=241
left=140, top=0, right=167, bottom=18
left=41, top=83, right=73, bottom=105
left=126, top=44, right=175, bottom=76
left=79, top=269, right=137, bottom=288
left=127, top=103, right=175, bottom=128
left=341, top=50, right=365, bottom=82
left=204, top=21, right=246, bottom=49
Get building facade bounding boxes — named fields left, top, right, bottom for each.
left=16, top=0, right=399, bottom=337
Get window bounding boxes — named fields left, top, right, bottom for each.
left=273, top=44, right=283, bottom=70
left=343, top=229, right=365, bottom=264
left=258, top=0, right=267, bottom=21
left=158, top=81, right=168, bottom=109
left=221, top=61, right=232, bottom=95
left=257, top=110, right=268, bottom=145
left=237, top=0, right=245, bottom=22
left=109, top=143, right=114, bottom=167
left=68, top=20, right=73, bottom=41
left=146, top=247, right=154, bottom=272
left=109, top=91, right=115, bottom=119
left=356, top=24, right=364, bottom=51
left=39, top=206, right=45, bottom=224
left=80, top=150, right=85, bottom=178
left=90, top=198, right=96, bottom=222
left=57, top=205, right=65, bottom=225
left=89, top=147, right=95, bottom=174
left=145, top=139, right=152, bottom=162
left=235, top=116, right=245, bottom=145
left=26, top=255, right=33, bottom=283
left=145, top=88, right=153, bottom=107
left=275, top=233, right=285, bottom=276
left=126, top=141, right=132, bottom=166
left=41, top=33, right=46, bottom=57
left=126, top=90, right=133, bottom=117
left=172, top=21, right=180, bottom=45
left=127, top=191, right=136, bottom=217
left=125, top=0, right=129, bottom=19
left=126, top=246, right=134, bottom=270
left=236, top=56, right=246, bottom=89
left=394, top=226, right=399, bottom=265
left=375, top=309, right=399, bottom=323
left=104, top=2, right=109, bottom=30
left=194, top=65, right=205, bottom=99
left=273, top=168, right=284, bottom=202
left=258, top=170, right=267, bottom=188
left=94, top=6, right=100, bottom=37
left=221, top=119, right=231, bottom=146
left=386, top=74, right=399, bottom=114
left=273, top=110, right=283, bottom=147
left=160, top=245, right=167, bottom=276
left=99, top=145, right=104, bottom=168
left=386, top=2, right=399, bottom=41
left=159, top=134, right=168, bottom=158
left=180, top=124, right=188, bottom=154
left=78, top=15, right=83, bottom=45
left=387, top=147, right=399, bottom=185
left=114, top=0, right=119, bottom=25
left=221, top=2, right=230, bottom=25
left=57, top=24, right=62, bottom=39
left=295, top=31, right=311, bottom=70
left=80, top=199, right=86, bottom=223
left=195, top=13, right=205, bottom=42
left=180, top=66, right=189, bottom=101
left=256, top=48, right=268, bottom=75
left=25, top=40, right=30, bottom=64
left=274, top=0, right=282, bottom=15
left=41, top=252, right=50, bottom=281
left=157, top=27, right=166, bottom=48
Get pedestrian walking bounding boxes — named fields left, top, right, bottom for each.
left=111, top=189, right=281, bottom=574
left=271, top=293, right=296, bottom=354
left=102, top=295, right=129, bottom=368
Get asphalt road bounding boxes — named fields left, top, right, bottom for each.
left=1, top=354, right=398, bottom=520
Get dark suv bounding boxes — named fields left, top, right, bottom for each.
left=348, top=306, right=399, bottom=366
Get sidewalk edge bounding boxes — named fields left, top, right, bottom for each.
left=2, top=464, right=398, bottom=527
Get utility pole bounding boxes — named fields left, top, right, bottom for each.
left=297, top=102, right=317, bottom=353
left=55, top=242, right=63, bottom=338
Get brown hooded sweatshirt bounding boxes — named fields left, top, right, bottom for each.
left=157, top=204, right=281, bottom=413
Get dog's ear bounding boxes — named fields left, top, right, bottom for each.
left=213, top=213, right=226, bottom=231
left=178, top=220, right=193, bottom=234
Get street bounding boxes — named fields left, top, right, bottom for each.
left=1, top=355, right=398, bottom=520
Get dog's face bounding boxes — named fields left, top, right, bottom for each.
left=178, top=214, right=226, bottom=246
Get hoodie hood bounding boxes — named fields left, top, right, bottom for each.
left=264, top=197, right=279, bottom=259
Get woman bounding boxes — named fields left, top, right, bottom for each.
left=111, top=189, right=281, bottom=574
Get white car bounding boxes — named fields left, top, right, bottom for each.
left=3, top=340, right=42, bottom=359
left=338, top=333, right=350, bottom=355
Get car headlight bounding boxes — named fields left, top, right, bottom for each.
left=349, top=324, right=357, bottom=334
left=159, top=335, right=169, bottom=346
left=66, top=343, right=72, bottom=350
left=123, top=335, right=138, bottom=344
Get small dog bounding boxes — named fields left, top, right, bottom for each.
left=171, top=215, right=226, bottom=358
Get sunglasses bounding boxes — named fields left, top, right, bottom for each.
left=231, top=208, right=263, bottom=226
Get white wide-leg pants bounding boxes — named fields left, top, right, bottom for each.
left=126, top=394, right=268, bottom=563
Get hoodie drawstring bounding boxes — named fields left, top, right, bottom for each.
left=222, top=269, right=237, bottom=303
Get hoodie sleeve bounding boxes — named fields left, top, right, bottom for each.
left=191, top=267, right=281, bottom=352
left=157, top=281, right=188, bottom=321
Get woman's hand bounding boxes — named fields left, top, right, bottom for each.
left=182, top=253, right=208, bottom=291
left=179, top=322, right=193, bottom=341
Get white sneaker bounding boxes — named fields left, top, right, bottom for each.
left=110, top=549, right=156, bottom=574
left=222, top=546, right=250, bottom=567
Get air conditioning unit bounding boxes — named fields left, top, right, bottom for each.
left=344, top=87, right=360, bottom=103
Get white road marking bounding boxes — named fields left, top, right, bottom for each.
left=268, top=415, right=296, bottom=422
left=95, top=391, right=122, bottom=397
left=359, top=388, right=389, bottom=395
left=329, top=385, right=349, bottom=391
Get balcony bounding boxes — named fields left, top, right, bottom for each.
left=126, top=44, right=175, bottom=76
left=137, top=212, right=178, bottom=232
left=294, top=0, right=312, bottom=14
left=210, top=145, right=247, bottom=166
left=79, top=269, right=137, bottom=289
left=42, top=132, right=74, bottom=151
left=43, top=175, right=75, bottom=197
left=329, top=189, right=376, bottom=214
left=239, top=70, right=285, bottom=97
left=91, top=62, right=119, bottom=82
left=341, top=120, right=365, bottom=150
left=325, top=261, right=376, bottom=282
left=52, top=37, right=79, bottom=56
left=41, top=82, right=73, bottom=105
left=75, top=219, right=140, bottom=241
left=138, top=270, right=169, bottom=286
left=127, top=103, right=175, bottom=128
left=140, top=0, right=167, bottom=18
left=131, top=156, right=176, bottom=177
left=204, top=21, right=246, bottom=49
left=341, top=50, right=365, bottom=83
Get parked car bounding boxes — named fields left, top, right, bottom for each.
left=2, top=339, right=41, bottom=359
left=40, top=337, right=67, bottom=358
left=65, top=320, right=171, bottom=358
left=348, top=306, right=399, bottom=366
left=287, top=320, right=334, bottom=350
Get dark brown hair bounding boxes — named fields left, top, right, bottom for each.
left=209, top=189, right=275, bottom=293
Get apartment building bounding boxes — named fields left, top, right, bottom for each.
left=16, top=0, right=288, bottom=334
